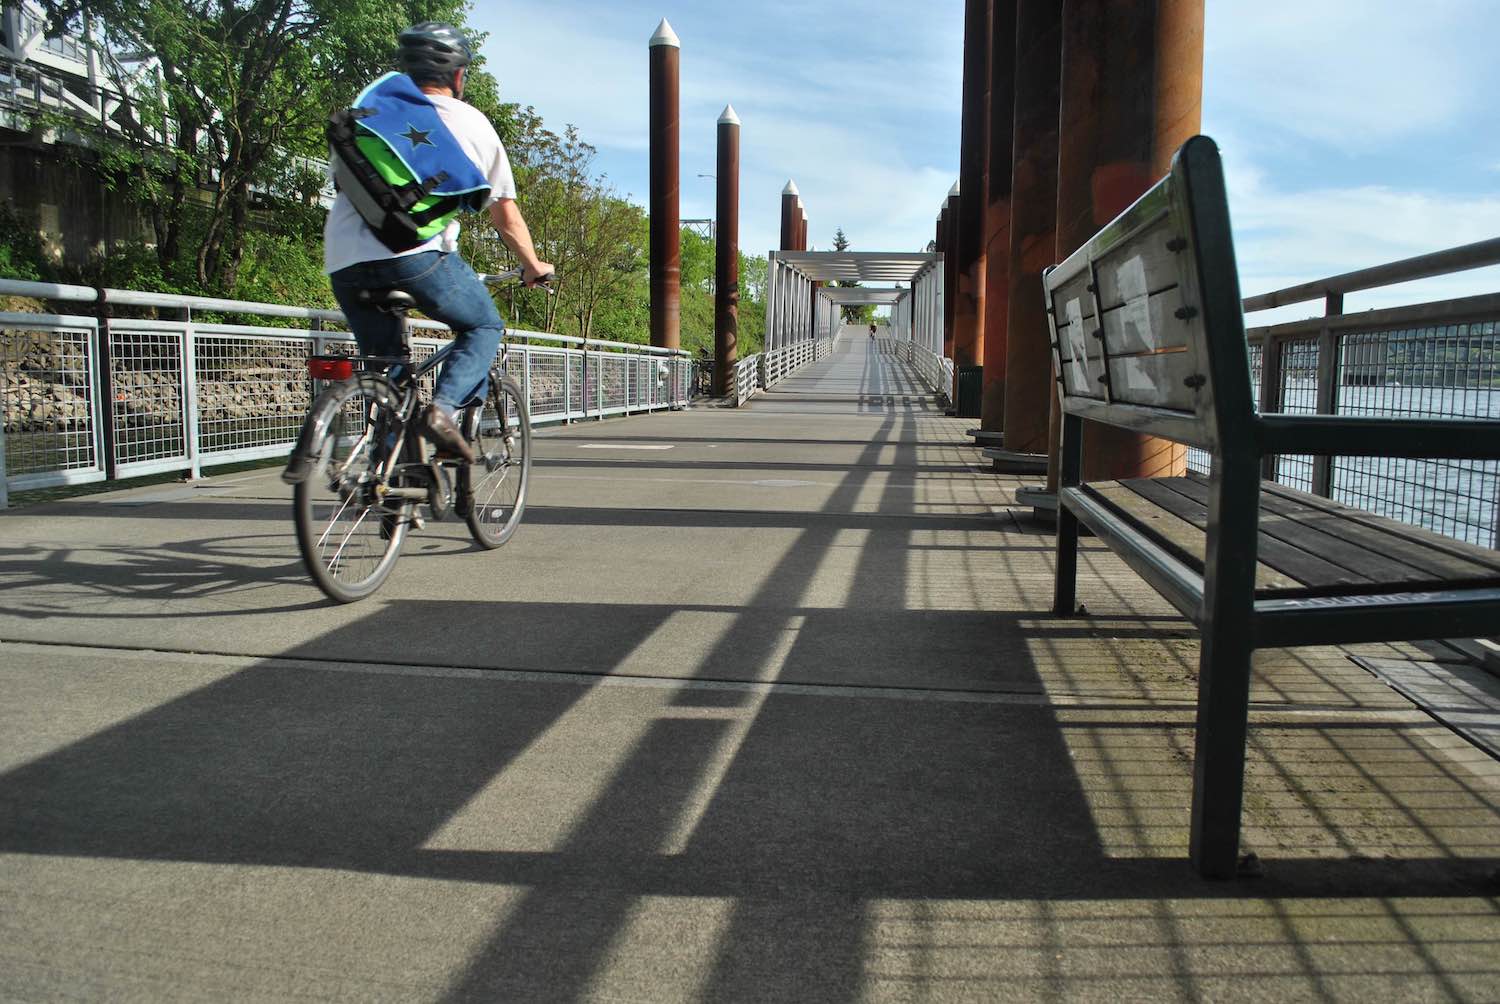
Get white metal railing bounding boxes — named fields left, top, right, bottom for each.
left=880, top=336, right=953, bottom=400
left=732, top=353, right=762, bottom=406
left=726, top=333, right=836, bottom=408
left=762, top=336, right=834, bottom=388
left=0, top=279, right=692, bottom=503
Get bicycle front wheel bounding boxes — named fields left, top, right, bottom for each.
left=293, top=374, right=411, bottom=602
left=461, top=372, right=531, bottom=549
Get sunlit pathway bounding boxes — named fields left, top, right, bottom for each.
left=2, top=330, right=1498, bottom=1000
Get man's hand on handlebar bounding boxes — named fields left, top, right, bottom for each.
left=523, top=262, right=556, bottom=288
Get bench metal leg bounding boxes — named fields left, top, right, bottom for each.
left=1053, top=413, right=1083, bottom=617
left=1188, top=456, right=1260, bottom=879
left=1053, top=503, right=1079, bottom=616
left=1188, top=623, right=1254, bottom=878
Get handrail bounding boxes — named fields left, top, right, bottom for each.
left=1242, top=236, right=1500, bottom=312
left=0, top=278, right=688, bottom=356
left=1246, top=291, right=1500, bottom=343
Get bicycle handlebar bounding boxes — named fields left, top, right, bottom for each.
left=479, top=268, right=557, bottom=291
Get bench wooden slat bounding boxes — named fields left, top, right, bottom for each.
left=1123, top=477, right=1372, bottom=591
left=1160, top=475, right=1459, bottom=587
left=1084, top=482, right=1299, bottom=592
left=1258, top=480, right=1500, bottom=578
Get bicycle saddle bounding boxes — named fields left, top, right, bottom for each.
left=359, top=287, right=417, bottom=313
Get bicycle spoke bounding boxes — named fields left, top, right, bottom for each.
left=294, top=377, right=410, bottom=603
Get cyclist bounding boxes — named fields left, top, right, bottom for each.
left=323, top=22, right=552, bottom=463
left=869, top=322, right=876, bottom=339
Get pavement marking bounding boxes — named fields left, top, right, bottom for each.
left=576, top=444, right=676, bottom=450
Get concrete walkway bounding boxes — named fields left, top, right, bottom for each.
left=2, top=333, right=1498, bottom=1001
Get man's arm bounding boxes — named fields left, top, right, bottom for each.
left=489, top=198, right=554, bottom=286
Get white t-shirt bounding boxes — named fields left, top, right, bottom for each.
left=323, top=91, right=518, bottom=274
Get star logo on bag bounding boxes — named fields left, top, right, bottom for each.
left=401, top=124, right=435, bottom=149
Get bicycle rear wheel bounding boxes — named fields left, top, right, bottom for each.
left=293, top=375, right=412, bottom=602
left=460, top=372, right=531, bottom=549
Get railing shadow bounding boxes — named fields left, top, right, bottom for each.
left=2, top=334, right=1497, bottom=999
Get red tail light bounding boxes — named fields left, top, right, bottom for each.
left=308, top=357, right=354, bottom=381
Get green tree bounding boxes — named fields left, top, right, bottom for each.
left=39, top=0, right=502, bottom=292
left=830, top=226, right=870, bottom=323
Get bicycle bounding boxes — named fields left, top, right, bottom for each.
left=282, top=268, right=544, bottom=603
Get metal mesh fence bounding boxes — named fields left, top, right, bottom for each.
left=5, top=295, right=689, bottom=495
left=1187, top=343, right=1264, bottom=476
left=193, top=332, right=312, bottom=458
left=110, top=325, right=186, bottom=468
left=1268, top=337, right=1319, bottom=493
left=631, top=357, right=645, bottom=409
left=569, top=354, right=586, bottom=415
left=527, top=350, right=567, bottom=420
left=1186, top=323, right=1498, bottom=548
left=1, top=323, right=99, bottom=481
left=602, top=354, right=628, bottom=411
left=1330, top=322, right=1499, bottom=546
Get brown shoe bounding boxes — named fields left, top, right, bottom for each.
left=419, top=404, right=475, bottom=463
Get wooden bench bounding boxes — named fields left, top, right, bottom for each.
left=1045, top=135, right=1500, bottom=879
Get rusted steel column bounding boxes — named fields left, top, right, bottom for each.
left=713, top=104, right=740, bottom=396
left=798, top=206, right=807, bottom=251
left=648, top=19, right=681, bottom=350
left=780, top=180, right=798, bottom=251
left=955, top=0, right=989, bottom=374
left=943, top=183, right=959, bottom=359
left=1056, top=0, right=1203, bottom=480
left=1000, top=0, right=1061, bottom=456
left=981, top=1, right=1017, bottom=433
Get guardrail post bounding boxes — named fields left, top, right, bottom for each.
left=1258, top=335, right=1284, bottom=480
left=1311, top=293, right=1343, bottom=497
left=95, top=289, right=119, bottom=481
left=309, top=321, right=325, bottom=406
left=564, top=347, right=573, bottom=423
left=182, top=318, right=202, bottom=480
left=0, top=408, right=9, bottom=509
left=521, top=345, right=531, bottom=414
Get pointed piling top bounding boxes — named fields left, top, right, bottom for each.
left=948, top=179, right=960, bottom=198
left=796, top=198, right=804, bottom=211
left=781, top=179, right=799, bottom=197
left=718, top=104, right=740, bottom=126
left=649, top=18, right=680, bottom=47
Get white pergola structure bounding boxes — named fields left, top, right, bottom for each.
left=764, top=251, right=944, bottom=357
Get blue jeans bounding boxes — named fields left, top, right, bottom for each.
left=329, top=251, right=505, bottom=413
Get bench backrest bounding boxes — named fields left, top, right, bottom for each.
left=1044, top=136, right=1255, bottom=454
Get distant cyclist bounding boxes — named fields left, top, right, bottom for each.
left=869, top=322, right=876, bottom=339
left=323, top=22, right=552, bottom=462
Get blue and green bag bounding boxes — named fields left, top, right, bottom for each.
left=327, top=72, right=492, bottom=251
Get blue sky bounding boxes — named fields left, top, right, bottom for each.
left=474, top=1, right=1500, bottom=322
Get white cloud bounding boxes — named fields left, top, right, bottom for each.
left=472, top=1, right=964, bottom=257
left=1220, top=146, right=1500, bottom=324
left=472, top=0, right=1498, bottom=321
left=1205, top=0, right=1495, bottom=148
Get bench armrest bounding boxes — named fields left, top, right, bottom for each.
left=1256, top=414, right=1500, bottom=459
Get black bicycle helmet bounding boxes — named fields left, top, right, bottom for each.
left=397, top=22, right=472, bottom=82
